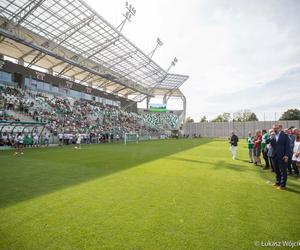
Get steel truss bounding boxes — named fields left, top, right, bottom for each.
left=0, top=0, right=189, bottom=102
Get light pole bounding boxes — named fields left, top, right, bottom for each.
left=117, top=2, right=136, bottom=32
left=166, top=57, right=178, bottom=72
left=148, top=38, right=163, bottom=58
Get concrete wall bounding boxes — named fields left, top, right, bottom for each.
left=183, top=120, right=300, bottom=138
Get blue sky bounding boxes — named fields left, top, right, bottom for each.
left=86, top=0, right=300, bottom=121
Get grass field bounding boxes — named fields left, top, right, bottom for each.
left=0, top=138, right=300, bottom=250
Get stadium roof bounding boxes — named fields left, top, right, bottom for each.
left=0, top=0, right=189, bottom=100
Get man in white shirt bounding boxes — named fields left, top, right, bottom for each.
left=44, top=131, right=50, bottom=147
left=33, top=132, right=39, bottom=147
left=15, top=132, right=24, bottom=155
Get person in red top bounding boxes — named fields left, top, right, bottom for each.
left=254, top=130, right=262, bottom=166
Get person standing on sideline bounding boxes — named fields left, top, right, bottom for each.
left=44, top=131, right=50, bottom=147
left=15, top=132, right=24, bottom=155
left=247, top=131, right=254, bottom=163
left=33, top=132, right=39, bottom=147
left=291, top=129, right=300, bottom=179
left=261, top=129, right=270, bottom=169
left=287, top=127, right=298, bottom=176
left=267, top=129, right=275, bottom=172
left=229, top=131, right=239, bottom=160
left=254, top=130, right=262, bottom=166
left=267, top=124, right=292, bottom=190
left=75, top=133, right=81, bottom=149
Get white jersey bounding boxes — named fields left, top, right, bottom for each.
left=17, top=135, right=24, bottom=144
left=33, top=133, right=39, bottom=140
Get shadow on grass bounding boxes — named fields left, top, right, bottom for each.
left=0, top=138, right=211, bottom=208
left=170, top=156, right=257, bottom=173
left=170, top=156, right=300, bottom=195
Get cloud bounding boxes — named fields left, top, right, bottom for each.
left=86, top=0, right=300, bottom=120
left=203, top=67, right=300, bottom=120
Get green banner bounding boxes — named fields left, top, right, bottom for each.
left=149, top=104, right=167, bottom=112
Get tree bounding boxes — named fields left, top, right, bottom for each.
left=211, top=112, right=231, bottom=122
left=200, top=116, right=208, bottom=123
left=279, top=109, right=300, bottom=120
left=185, top=117, right=194, bottom=123
left=234, top=109, right=258, bottom=122
left=248, top=112, right=258, bottom=121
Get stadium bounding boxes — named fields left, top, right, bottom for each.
left=0, top=0, right=299, bottom=249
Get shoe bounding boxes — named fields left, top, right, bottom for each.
left=15, top=152, right=18, bottom=155
left=263, top=167, right=270, bottom=170
left=273, top=183, right=280, bottom=187
left=277, top=186, right=286, bottom=190
left=249, top=161, right=253, bottom=163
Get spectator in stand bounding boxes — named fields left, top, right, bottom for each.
left=229, top=131, right=239, bottom=160
left=247, top=131, right=254, bottom=163
left=253, top=130, right=262, bottom=166
left=261, top=129, right=270, bottom=169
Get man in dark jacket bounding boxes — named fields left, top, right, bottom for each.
left=267, top=124, right=292, bottom=190
left=229, top=131, right=239, bottom=160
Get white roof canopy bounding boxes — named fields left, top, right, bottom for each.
left=0, top=0, right=189, bottom=99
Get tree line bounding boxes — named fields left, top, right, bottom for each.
left=185, top=108, right=300, bottom=123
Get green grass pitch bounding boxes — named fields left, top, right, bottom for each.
left=0, top=139, right=299, bottom=249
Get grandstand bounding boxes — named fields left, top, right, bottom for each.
left=1, top=2, right=300, bottom=250
left=0, top=0, right=189, bottom=143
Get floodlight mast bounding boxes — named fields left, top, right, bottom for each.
left=166, top=57, right=178, bottom=73
left=148, top=38, right=163, bottom=58
left=50, top=2, right=137, bottom=79
left=116, top=2, right=136, bottom=32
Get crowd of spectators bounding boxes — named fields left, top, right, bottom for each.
left=246, top=125, right=300, bottom=186
left=0, top=85, right=180, bottom=146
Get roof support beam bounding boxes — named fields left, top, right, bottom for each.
left=56, top=36, right=120, bottom=77
left=108, top=50, right=138, bottom=68
left=10, top=0, right=45, bottom=26
left=118, top=59, right=151, bottom=81
left=95, top=79, right=110, bottom=88
left=26, top=16, right=94, bottom=67
left=112, top=86, right=127, bottom=94
left=102, top=82, right=118, bottom=89
left=122, top=89, right=137, bottom=96
left=78, top=73, right=97, bottom=85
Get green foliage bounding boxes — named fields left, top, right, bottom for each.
left=279, top=108, right=300, bottom=120
left=211, top=112, right=231, bottom=122
left=185, top=116, right=194, bottom=123
left=234, top=109, right=258, bottom=121
left=200, top=116, right=208, bottom=123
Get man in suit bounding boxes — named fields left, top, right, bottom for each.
left=267, top=124, right=292, bottom=190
